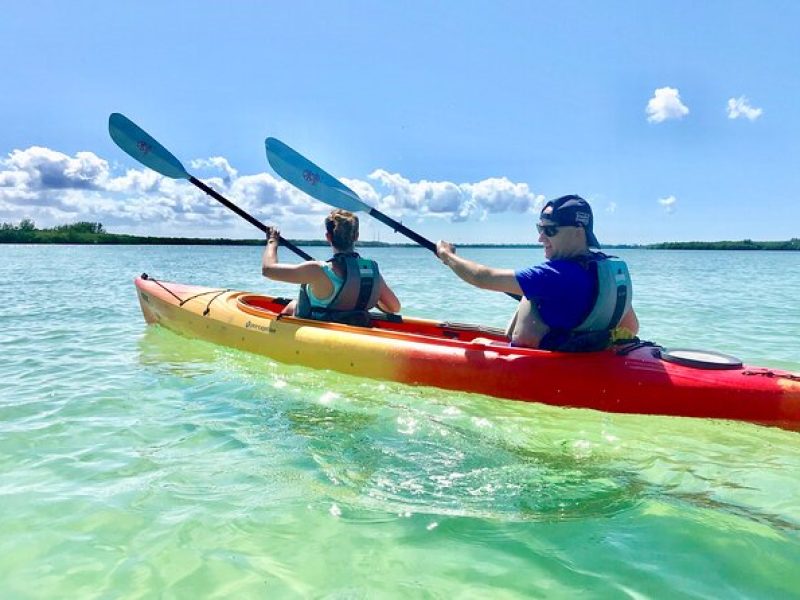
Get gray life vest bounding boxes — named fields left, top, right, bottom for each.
left=574, top=255, right=632, bottom=333
left=296, top=253, right=381, bottom=326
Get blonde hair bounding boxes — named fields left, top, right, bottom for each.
left=325, top=209, right=359, bottom=250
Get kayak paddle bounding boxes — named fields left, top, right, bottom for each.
left=265, top=137, right=437, bottom=252
left=108, top=113, right=314, bottom=261
left=265, top=137, right=520, bottom=301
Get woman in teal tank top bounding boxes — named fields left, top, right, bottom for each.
left=262, top=209, right=401, bottom=317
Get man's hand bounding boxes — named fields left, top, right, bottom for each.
left=436, top=240, right=455, bottom=261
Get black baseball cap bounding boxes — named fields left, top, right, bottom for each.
left=540, top=195, right=600, bottom=248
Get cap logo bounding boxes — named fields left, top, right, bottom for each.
left=574, top=211, right=590, bottom=226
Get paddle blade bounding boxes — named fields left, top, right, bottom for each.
left=108, top=113, right=190, bottom=180
left=265, top=137, right=368, bottom=213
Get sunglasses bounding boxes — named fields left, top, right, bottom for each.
left=536, top=223, right=561, bottom=237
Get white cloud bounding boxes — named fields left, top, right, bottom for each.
left=646, top=87, right=690, bottom=123
left=4, top=146, right=111, bottom=190
left=727, top=96, right=763, bottom=121
left=0, top=146, right=278, bottom=231
left=191, top=156, right=239, bottom=183
left=367, top=170, right=544, bottom=222
left=0, top=145, right=547, bottom=233
left=658, top=195, right=677, bottom=214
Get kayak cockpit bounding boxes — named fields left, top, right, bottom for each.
left=235, top=293, right=509, bottom=345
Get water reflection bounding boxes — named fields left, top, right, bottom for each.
left=137, top=326, right=800, bottom=532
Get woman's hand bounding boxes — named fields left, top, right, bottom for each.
left=263, top=227, right=281, bottom=273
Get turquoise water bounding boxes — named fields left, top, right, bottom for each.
left=1, top=245, right=799, bottom=598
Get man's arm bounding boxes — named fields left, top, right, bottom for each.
left=618, top=307, right=639, bottom=335
left=436, top=241, right=523, bottom=296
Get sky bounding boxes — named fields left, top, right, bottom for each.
left=1, top=0, right=799, bottom=244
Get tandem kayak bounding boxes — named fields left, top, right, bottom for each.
left=135, top=275, right=800, bottom=431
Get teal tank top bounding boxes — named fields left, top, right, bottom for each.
left=305, top=263, right=344, bottom=309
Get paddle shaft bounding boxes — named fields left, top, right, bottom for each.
left=189, top=176, right=314, bottom=261
left=366, top=206, right=520, bottom=301
left=367, top=207, right=436, bottom=253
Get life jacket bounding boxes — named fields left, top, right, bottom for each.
left=295, top=252, right=381, bottom=327
left=542, top=252, right=633, bottom=352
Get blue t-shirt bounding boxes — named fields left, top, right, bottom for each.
left=514, top=260, right=595, bottom=330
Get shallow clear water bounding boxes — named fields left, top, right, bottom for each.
left=1, top=245, right=799, bottom=598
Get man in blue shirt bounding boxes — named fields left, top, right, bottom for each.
left=436, top=195, right=639, bottom=349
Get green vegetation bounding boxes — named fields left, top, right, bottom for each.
left=648, top=239, right=800, bottom=250
left=0, top=219, right=388, bottom=246
left=0, top=220, right=256, bottom=246
left=1, top=220, right=798, bottom=250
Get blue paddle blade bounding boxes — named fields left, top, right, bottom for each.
left=108, top=113, right=190, bottom=180
left=265, top=137, right=368, bottom=213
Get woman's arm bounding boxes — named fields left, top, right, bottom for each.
left=261, top=229, right=333, bottom=296
left=261, top=229, right=281, bottom=277
left=376, top=274, right=401, bottom=313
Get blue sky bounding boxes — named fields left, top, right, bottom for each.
left=1, top=0, right=798, bottom=244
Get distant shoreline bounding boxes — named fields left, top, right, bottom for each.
left=2, top=221, right=799, bottom=250
left=4, top=237, right=799, bottom=251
